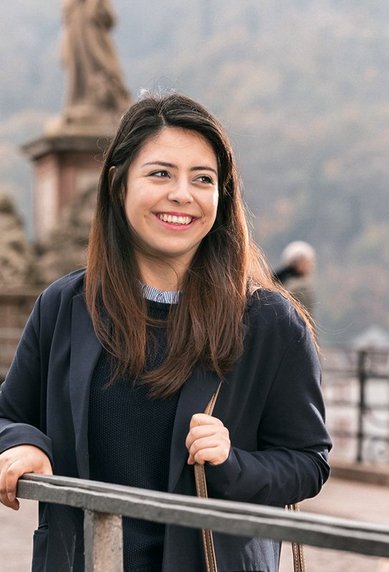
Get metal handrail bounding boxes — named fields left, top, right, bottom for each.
left=17, top=474, right=389, bottom=558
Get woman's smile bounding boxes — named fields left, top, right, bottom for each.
left=156, top=212, right=196, bottom=227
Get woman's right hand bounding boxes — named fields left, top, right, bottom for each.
left=0, top=445, right=52, bottom=510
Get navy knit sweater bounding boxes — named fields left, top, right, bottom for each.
left=88, top=300, right=180, bottom=572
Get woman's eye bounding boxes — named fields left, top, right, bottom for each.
left=197, top=175, right=214, bottom=184
left=150, top=170, right=169, bottom=178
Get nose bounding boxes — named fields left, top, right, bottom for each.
left=167, top=179, right=193, bottom=204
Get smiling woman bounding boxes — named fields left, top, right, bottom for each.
left=0, top=93, right=331, bottom=572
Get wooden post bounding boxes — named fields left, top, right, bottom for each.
left=84, top=511, right=123, bottom=572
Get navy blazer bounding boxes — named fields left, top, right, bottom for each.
left=0, top=270, right=331, bottom=572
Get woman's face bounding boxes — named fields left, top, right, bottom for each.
left=124, top=126, right=219, bottom=271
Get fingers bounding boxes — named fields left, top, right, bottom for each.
left=0, top=454, right=23, bottom=510
left=0, top=446, right=53, bottom=510
left=189, top=413, right=223, bottom=429
left=186, top=414, right=230, bottom=466
left=0, top=459, right=23, bottom=510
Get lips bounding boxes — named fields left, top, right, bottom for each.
left=157, top=213, right=194, bottom=225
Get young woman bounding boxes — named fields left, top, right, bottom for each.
left=0, top=93, right=331, bottom=572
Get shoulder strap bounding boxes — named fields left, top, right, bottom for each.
left=194, top=383, right=222, bottom=572
left=287, top=503, right=306, bottom=571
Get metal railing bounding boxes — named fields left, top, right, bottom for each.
left=322, top=347, right=389, bottom=463
left=16, top=473, right=389, bottom=571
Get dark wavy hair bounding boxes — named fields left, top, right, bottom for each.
left=86, top=92, right=310, bottom=397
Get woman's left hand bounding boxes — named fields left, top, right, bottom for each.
left=185, top=414, right=231, bottom=466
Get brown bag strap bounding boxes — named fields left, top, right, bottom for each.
left=194, top=383, right=222, bottom=572
left=287, top=504, right=306, bottom=572
left=195, top=384, right=306, bottom=572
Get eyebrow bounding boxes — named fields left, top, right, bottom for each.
left=142, top=161, right=218, bottom=176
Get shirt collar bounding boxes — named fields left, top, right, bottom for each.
left=141, top=283, right=180, bottom=304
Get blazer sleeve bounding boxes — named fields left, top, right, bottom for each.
left=205, top=306, right=331, bottom=507
left=0, top=294, right=53, bottom=463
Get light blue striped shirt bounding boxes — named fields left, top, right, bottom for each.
left=141, top=283, right=180, bottom=304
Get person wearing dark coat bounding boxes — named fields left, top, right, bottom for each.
left=274, top=241, right=316, bottom=317
left=0, top=93, right=331, bottom=572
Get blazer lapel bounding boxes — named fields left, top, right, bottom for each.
left=69, top=293, right=102, bottom=478
left=168, top=368, right=221, bottom=492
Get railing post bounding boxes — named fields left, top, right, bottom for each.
left=356, top=350, right=367, bottom=463
left=84, top=510, right=123, bottom=571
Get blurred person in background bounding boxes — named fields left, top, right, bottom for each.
left=274, top=240, right=316, bottom=316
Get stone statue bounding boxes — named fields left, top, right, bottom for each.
left=61, top=0, right=131, bottom=122
left=0, top=194, right=37, bottom=286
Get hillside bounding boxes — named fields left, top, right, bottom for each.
left=1, top=0, right=389, bottom=343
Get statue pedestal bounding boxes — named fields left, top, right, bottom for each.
left=22, top=121, right=114, bottom=244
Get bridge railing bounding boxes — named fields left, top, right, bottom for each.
left=322, top=347, right=389, bottom=463
left=16, top=473, right=389, bottom=571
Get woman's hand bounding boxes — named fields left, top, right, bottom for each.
left=0, top=445, right=53, bottom=510
left=186, top=414, right=231, bottom=466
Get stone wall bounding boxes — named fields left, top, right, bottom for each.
left=0, top=291, right=38, bottom=381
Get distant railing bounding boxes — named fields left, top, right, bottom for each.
left=16, top=473, right=389, bottom=570
left=322, top=347, right=389, bottom=463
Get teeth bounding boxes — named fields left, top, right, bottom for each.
left=159, top=214, right=193, bottom=225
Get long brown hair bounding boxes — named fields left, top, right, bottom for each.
left=86, top=93, right=313, bottom=397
